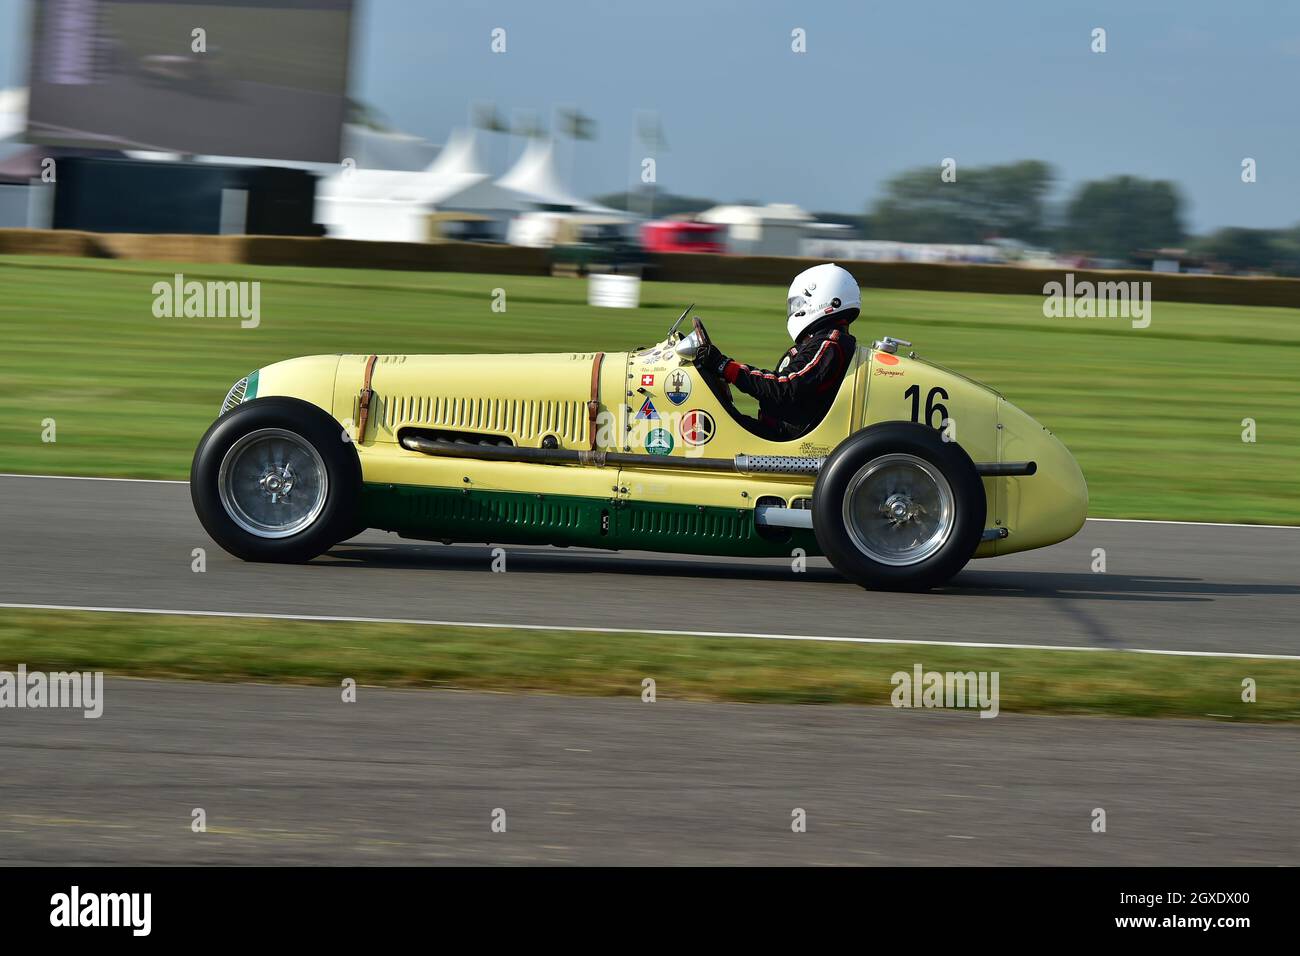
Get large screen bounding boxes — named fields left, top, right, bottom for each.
left=26, top=0, right=354, bottom=162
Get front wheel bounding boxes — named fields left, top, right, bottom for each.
left=812, top=422, right=985, bottom=591
left=191, top=397, right=361, bottom=562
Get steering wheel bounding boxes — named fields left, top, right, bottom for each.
left=691, top=317, right=742, bottom=418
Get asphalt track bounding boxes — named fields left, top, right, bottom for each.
left=1, top=475, right=1298, bottom=864
left=0, top=474, right=1297, bottom=656
left=2, top=679, right=1297, bottom=865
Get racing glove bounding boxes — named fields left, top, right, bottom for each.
left=694, top=343, right=729, bottom=376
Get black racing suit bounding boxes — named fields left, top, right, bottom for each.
left=707, top=320, right=856, bottom=441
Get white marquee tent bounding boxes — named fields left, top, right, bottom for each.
left=316, top=128, right=538, bottom=242
left=496, top=136, right=613, bottom=213
left=317, top=130, right=620, bottom=242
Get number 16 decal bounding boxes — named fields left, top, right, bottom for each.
left=904, top=384, right=950, bottom=430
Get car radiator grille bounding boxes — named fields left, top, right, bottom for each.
left=377, top=395, right=588, bottom=445
left=221, top=376, right=249, bottom=414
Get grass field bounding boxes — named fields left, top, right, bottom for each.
left=2, top=255, right=1297, bottom=523
left=3, top=609, right=1296, bottom=722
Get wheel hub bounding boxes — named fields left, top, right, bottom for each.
left=258, top=465, right=295, bottom=502
left=842, top=453, right=956, bottom=567
left=217, top=428, right=328, bottom=539
left=883, top=493, right=920, bottom=524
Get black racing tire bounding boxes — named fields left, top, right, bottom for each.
left=812, top=422, right=985, bottom=591
left=190, top=397, right=361, bottom=563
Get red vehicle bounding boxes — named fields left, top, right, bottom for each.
left=641, top=220, right=727, bottom=254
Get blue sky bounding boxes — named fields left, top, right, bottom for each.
left=2, top=0, right=1298, bottom=232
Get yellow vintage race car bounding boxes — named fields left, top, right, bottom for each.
left=191, top=307, right=1087, bottom=590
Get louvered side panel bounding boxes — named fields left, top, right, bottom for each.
left=377, top=394, right=589, bottom=445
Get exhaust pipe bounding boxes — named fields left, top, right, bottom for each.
left=400, top=435, right=1034, bottom=479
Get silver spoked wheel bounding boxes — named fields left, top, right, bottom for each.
left=217, top=428, right=329, bottom=539
left=842, top=453, right=955, bottom=566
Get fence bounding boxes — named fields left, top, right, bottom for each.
left=2, top=229, right=1298, bottom=307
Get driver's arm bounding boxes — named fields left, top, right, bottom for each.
left=714, top=333, right=850, bottom=407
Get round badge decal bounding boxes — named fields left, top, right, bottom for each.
left=665, top=368, right=693, bottom=406
left=876, top=352, right=900, bottom=366
left=645, top=428, right=674, bottom=455
left=679, top=409, right=716, bottom=447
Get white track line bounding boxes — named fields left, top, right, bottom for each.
left=1, top=473, right=1297, bottom=530
left=0, top=473, right=186, bottom=485
left=1085, top=517, right=1300, bottom=531
left=2, top=602, right=1297, bottom=660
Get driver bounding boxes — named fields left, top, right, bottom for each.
left=694, top=263, right=860, bottom=441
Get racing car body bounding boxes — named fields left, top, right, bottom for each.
left=192, top=310, right=1087, bottom=590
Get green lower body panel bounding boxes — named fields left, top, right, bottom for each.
left=359, top=483, right=820, bottom=558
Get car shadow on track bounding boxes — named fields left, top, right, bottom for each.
left=324, top=541, right=847, bottom=583
left=321, top=540, right=1299, bottom=603
left=943, top=570, right=1283, bottom=602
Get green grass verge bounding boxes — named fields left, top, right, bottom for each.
left=2, top=255, right=1298, bottom=523
left=1, top=609, right=1295, bottom=722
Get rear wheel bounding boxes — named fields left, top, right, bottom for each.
left=813, top=422, right=985, bottom=591
left=191, top=397, right=361, bottom=562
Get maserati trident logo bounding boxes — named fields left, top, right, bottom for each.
left=665, top=369, right=692, bottom=405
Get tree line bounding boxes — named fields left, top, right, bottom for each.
left=600, top=162, right=1300, bottom=275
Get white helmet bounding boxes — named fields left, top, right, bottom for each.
left=786, top=263, right=861, bottom=342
